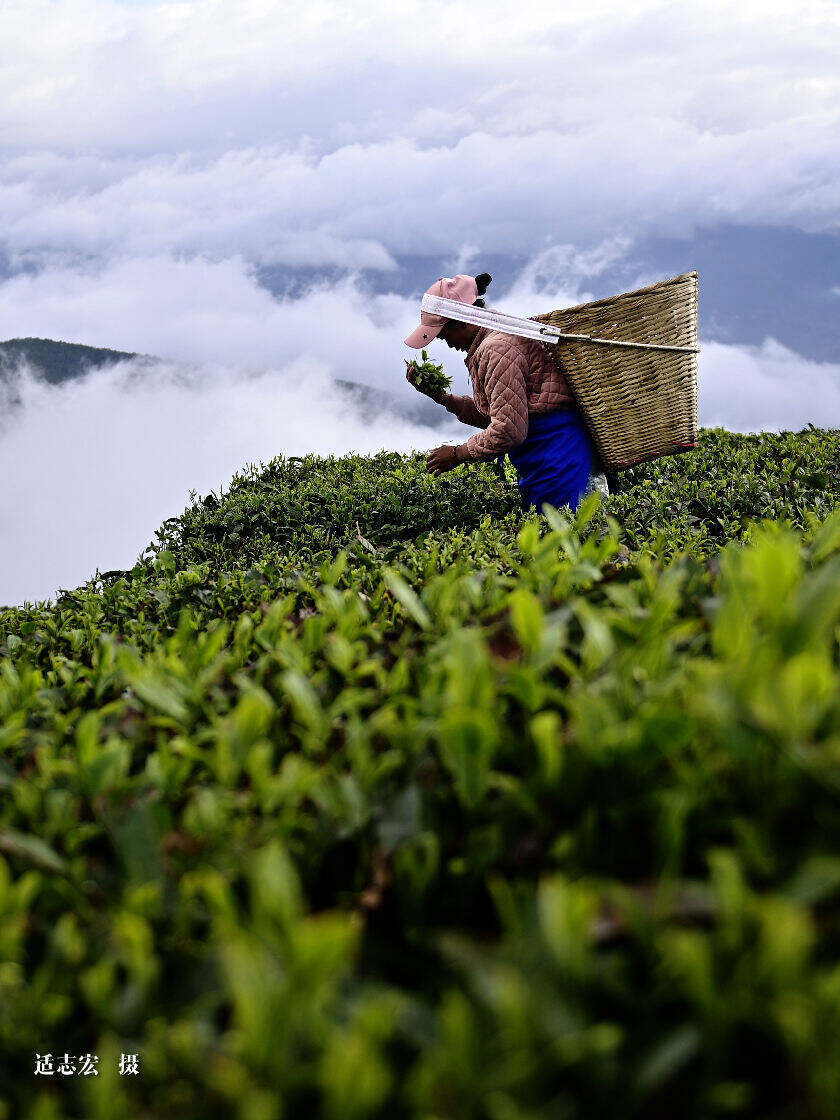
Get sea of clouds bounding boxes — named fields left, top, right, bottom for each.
left=1, top=0, right=839, bottom=603
left=0, top=352, right=458, bottom=606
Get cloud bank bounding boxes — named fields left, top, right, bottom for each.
left=1, top=0, right=839, bottom=274
left=700, top=339, right=840, bottom=432
left=0, top=357, right=459, bottom=606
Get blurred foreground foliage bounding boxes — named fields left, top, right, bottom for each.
left=1, top=426, right=840, bottom=1119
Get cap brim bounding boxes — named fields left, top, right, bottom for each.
left=404, top=320, right=444, bottom=348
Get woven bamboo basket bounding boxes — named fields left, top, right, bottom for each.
left=531, top=271, right=699, bottom=472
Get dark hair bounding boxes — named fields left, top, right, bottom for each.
left=473, top=272, right=492, bottom=307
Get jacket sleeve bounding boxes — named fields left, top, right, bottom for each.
left=456, top=346, right=529, bottom=462
left=442, top=393, right=490, bottom=429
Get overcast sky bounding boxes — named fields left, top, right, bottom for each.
left=1, top=0, right=839, bottom=602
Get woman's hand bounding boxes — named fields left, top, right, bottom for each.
left=405, top=363, right=446, bottom=403
left=426, top=445, right=460, bottom=474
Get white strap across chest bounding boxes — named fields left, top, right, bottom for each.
left=421, top=293, right=699, bottom=354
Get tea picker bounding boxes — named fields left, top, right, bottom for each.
left=404, top=270, right=699, bottom=514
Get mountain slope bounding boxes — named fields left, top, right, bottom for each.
left=0, top=336, right=145, bottom=383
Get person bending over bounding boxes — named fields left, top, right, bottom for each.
left=404, top=272, right=608, bottom=512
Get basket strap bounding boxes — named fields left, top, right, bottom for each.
left=421, top=294, right=700, bottom=354
left=422, top=294, right=557, bottom=343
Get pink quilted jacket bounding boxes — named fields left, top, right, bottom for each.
left=444, top=326, right=575, bottom=462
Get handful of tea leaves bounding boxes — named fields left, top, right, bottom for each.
left=405, top=350, right=452, bottom=399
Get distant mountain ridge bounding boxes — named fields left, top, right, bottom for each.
left=0, top=337, right=150, bottom=384
left=0, top=336, right=447, bottom=427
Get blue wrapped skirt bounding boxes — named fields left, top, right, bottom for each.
left=507, top=409, right=593, bottom=514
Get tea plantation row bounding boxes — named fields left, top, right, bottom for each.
left=1, top=426, right=839, bottom=1119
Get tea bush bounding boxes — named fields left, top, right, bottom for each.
left=1, top=425, right=840, bottom=1119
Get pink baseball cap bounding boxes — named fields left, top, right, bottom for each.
left=404, top=274, right=479, bottom=348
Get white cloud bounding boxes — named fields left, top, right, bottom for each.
left=699, top=338, right=840, bottom=431
left=0, top=357, right=459, bottom=605
left=3, top=0, right=838, bottom=157
left=2, top=116, right=840, bottom=270
left=0, top=256, right=428, bottom=390
left=499, top=240, right=635, bottom=316
left=0, top=0, right=838, bottom=272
